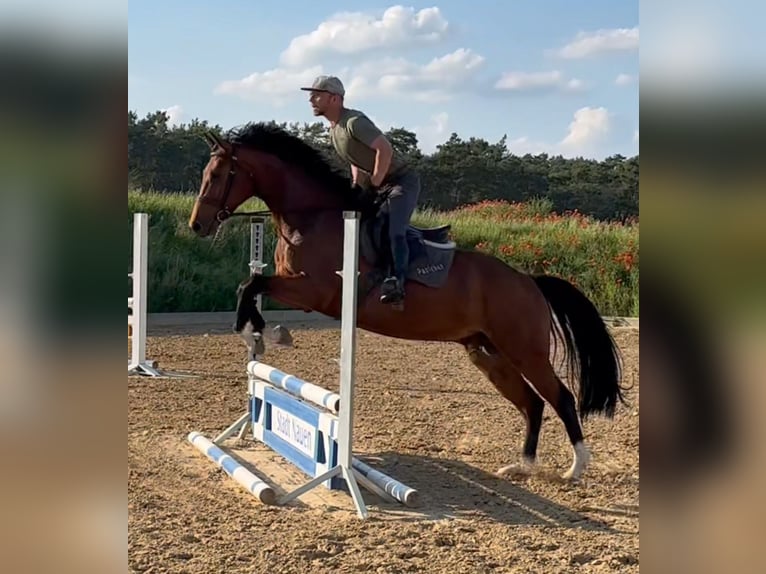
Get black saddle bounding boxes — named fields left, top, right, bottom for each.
left=358, top=211, right=456, bottom=292
left=406, top=223, right=452, bottom=244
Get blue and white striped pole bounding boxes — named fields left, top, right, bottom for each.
left=247, top=361, right=341, bottom=414
left=187, top=432, right=276, bottom=505
left=352, top=458, right=419, bottom=507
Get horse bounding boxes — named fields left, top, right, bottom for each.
left=188, top=122, right=626, bottom=481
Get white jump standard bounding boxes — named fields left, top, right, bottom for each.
left=244, top=359, right=419, bottom=505
left=187, top=211, right=419, bottom=517
left=243, top=215, right=293, bottom=353
left=129, top=212, right=194, bottom=379
left=128, top=212, right=161, bottom=377
left=248, top=216, right=268, bottom=311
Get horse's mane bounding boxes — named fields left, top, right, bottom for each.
left=225, top=122, right=363, bottom=209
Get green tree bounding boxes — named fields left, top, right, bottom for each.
left=127, top=109, right=638, bottom=221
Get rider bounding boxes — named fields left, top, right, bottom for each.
left=300, top=75, right=420, bottom=306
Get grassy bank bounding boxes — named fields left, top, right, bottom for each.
left=129, top=192, right=638, bottom=316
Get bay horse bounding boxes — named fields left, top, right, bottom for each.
left=188, top=122, right=625, bottom=481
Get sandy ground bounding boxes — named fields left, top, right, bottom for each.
left=129, top=323, right=639, bottom=573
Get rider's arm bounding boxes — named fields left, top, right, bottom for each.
left=348, top=116, right=393, bottom=188
left=350, top=163, right=359, bottom=186
left=367, top=135, right=393, bottom=188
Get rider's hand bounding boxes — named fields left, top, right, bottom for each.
left=375, top=182, right=393, bottom=195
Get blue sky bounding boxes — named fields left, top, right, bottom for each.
left=129, top=1, right=638, bottom=158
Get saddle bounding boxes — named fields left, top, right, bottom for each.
left=358, top=208, right=457, bottom=292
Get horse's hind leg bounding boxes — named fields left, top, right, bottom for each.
left=462, top=335, right=545, bottom=475
left=492, top=332, right=590, bottom=480
left=525, top=357, right=589, bottom=480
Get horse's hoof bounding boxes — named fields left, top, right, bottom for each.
left=561, top=469, right=579, bottom=481
left=243, top=335, right=266, bottom=360
left=270, top=325, right=293, bottom=347
left=252, top=336, right=266, bottom=357
left=496, top=458, right=535, bottom=477
left=562, top=441, right=591, bottom=481
left=561, top=463, right=586, bottom=482
left=239, top=323, right=266, bottom=358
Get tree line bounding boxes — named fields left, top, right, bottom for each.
left=128, top=110, right=638, bottom=221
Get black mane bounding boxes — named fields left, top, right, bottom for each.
left=226, top=122, right=362, bottom=207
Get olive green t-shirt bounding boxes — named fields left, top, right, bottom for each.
left=330, top=108, right=407, bottom=188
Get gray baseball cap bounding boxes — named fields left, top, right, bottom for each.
left=300, top=75, right=345, bottom=96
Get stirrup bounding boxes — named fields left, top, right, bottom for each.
left=380, top=277, right=404, bottom=304
left=380, top=290, right=404, bottom=304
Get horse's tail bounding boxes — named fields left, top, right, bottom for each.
left=533, top=275, right=625, bottom=420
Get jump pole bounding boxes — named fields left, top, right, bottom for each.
left=128, top=212, right=161, bottom=377
left=187, top=432, right=276, bottom=504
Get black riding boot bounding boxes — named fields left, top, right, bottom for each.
left=380, top=235, right=408, bottom=304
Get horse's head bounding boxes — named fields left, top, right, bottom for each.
left=189, top=132, right=257, bottom=237
left=190, top=122, right=364, bottom=237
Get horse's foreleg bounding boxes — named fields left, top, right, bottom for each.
left=234, top=272, right=328, bottom=358
left=234, top=275, right=268, bottom=360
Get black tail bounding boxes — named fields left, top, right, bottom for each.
left=533, top=275, right=625, bottom=419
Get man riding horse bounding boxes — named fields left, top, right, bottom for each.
left=301, top=75, right=420, bottom=306
left=189, top=110, right=626, bottom=482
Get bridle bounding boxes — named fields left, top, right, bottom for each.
left=197, top=144, right=265, bottom=223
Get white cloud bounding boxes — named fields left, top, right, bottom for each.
left=559, top=106, right=613, bottom=151
left=503, top=108, right=630, bottom=159
left=280, top=5, right=449, bottom=67
left=615, top=73, right=636, bottom=86
left=215, top=48, right=483, bottom=104
left=412, top=111, right=449, bottom=153
left=213, top=6, right=482, bottom=105
left=348, top=48, right=484, bottom=102
left=556, top=27, right=639, bottom=59
left=214, top=65, right=324, bottom=104
left=495, top=70, right=585, bottom=93
left=633, top=129, right=639, bottom=143
left=162, top=105, right=183, bottom=126
left=495, top=70, right=558, bottom=90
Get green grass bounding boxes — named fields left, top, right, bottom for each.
left=128, top=191, right=276, bottom=312
left=414, top=199, right=638, bottom=317
left=129, top=192, right=639, bottom=316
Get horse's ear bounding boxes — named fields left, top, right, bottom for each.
left=213, top=132, right=233, bottom=154
left=202, top=131, right=218, bottom=149
left=210, top=132, right=225, bottom=149
left=203, top=131, right=227, bottom=151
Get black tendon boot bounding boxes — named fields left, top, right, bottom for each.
left=380, top=235, right=408, bottom=305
